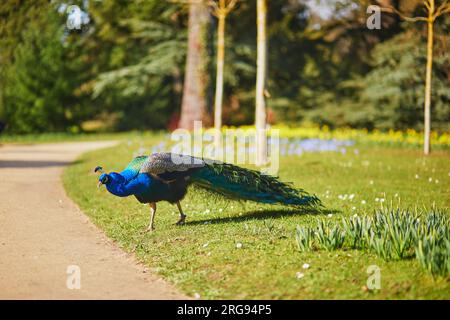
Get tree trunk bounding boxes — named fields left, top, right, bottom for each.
left=179, top=2, right=209, bottom=130
left=423, top=5, right=434, bottom=155
left=214, top=13, right=225, bottom=150
left=255, top=0, right=268, bottom=166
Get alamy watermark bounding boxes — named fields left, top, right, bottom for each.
left=170, top=121, right=280, bottom=175
left=366, top=265, right=381, bottom=290
left=367, top=5, right=381, bottom=30
left=66, top=265, right=81, bottom=290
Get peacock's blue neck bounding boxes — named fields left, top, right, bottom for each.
left=105, top=172, right=167, bottom=199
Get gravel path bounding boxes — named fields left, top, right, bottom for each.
left=0, top=142, right=186, bottom=299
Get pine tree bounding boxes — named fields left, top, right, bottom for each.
left=3, top=7, right=81, bottom=133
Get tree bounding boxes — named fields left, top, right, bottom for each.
left=3, top=6, right=84, bottom=133
left=89, top=1, right=188, bottom=131
left=357, top=30, right=449, bottom=132
left=209, top=0, right=237, bottom=149
left=381, top=0, right=450, bottom=154
left=255, top=0, right=268, bottom=165
left=0, top=0, right=49, bottom=127
left=179, top=1, right=210, bottom=130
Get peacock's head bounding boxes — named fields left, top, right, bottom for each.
left=98, top=173, right=110, bottom=187
left=94, top=166, right=110, bottom=188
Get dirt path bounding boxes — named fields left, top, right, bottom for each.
left=0, top=142, right=187, bottom=299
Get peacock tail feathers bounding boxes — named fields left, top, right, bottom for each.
left=191, top=162, right=321, bottom=207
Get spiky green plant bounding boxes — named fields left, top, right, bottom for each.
left=378, top=209, right=417, bottom=259
left=295, top=208, right=450, bottom=277
left=295, top=226, right=314, bottom=252
left=415, top=236, right=450, bottom=278
left=315, top=220, right=345, bottom=251
left=342, top=215, right=372, bottom=249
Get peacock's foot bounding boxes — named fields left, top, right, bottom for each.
left=142, top=225, right=155, bottom=233
left=175, top=215, right=186, bottom=226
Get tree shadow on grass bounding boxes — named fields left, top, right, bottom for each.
left=185, top=207, right=340, bottom=226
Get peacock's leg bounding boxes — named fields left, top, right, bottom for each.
left=175, top=201, right=186, bottom=225
left=145, top=202, right=156, bottom=232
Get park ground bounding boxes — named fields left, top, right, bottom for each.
left=0, top=141, right=186, bottom=299
left=61, top=132, right=450, bottom=299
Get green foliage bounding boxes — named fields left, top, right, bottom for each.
left=416, top=236, right=450, bottom=278
left=3, top=6, right=84, bottom=133
left=0, top=0, right=448, bottom=133
left=86, top=0, right=187, bottom=130
left=341, top=215, right=372, bottom=249
left=64, top=134, right=450, bottom=298
left=295, top=226, right=314, bottom=251
left=315, top=220, right=346, bottom=251
left=358, top=31, right=450, bottom=131
left=295, top=208, right=450, bottom=277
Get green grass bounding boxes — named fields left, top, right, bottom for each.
left=63, top=135, right=450, bottom=299
left=0, top=130, right=163, bottom=144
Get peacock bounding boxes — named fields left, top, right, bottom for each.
left=95, top=152, right=321, bottom=232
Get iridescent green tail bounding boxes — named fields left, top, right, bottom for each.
left=190, top=162, right=321, bottom=207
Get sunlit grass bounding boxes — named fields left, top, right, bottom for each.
left=63, top=135, right=450, bottom=299
left=0, top=130, right=163, bottom=144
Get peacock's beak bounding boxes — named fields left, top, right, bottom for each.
left=97, top=181, right=103, bottom=188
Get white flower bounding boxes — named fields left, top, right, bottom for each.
left=218, top=208, right=223, bottom=212
left=361, top=200, right=366, bottom=204
left=194, top=292, right=201, bottom=299
left=435, top=179, right=439, bottom=184
left=428, top=177, right=433, bottom=183
left=296, top=272, right=305, bottom=279
left=369, top=180, right=374, bottom=185
left=349, top=194, right=355, bottom=200
left=415, top=174, right=420, bottom=179
left=379, top=198, right=385, bottom=203
left=302, top=263, right=310, bottom=269
left=236, top=242, right=243, bottom=249
left=352, top=206, right=356, bottom=210
left=353, top=214, right=358, bottom=218
left=204, top=209, right=211, bottom=214
left=327, top=214, right=333, bottom=218
left=375, top=198, right=379, bottom=202
left=394, top=193, right=398, bottom=197
left=202, top=242, right=209, bottom=248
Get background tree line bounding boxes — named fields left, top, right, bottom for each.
left=0, top=0, right=448, bottom=134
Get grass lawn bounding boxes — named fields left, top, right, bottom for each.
left=63, top=134, right=450, bottom=299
